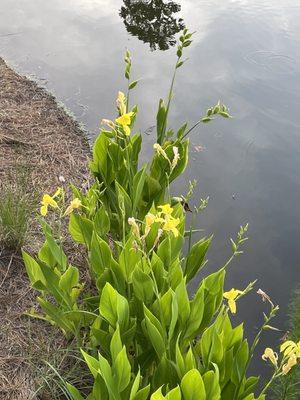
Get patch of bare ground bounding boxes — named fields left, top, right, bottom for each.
left=0, top=58, right=91, bottom=399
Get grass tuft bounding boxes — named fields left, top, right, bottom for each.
left=0, top=167, right=37, bottom=252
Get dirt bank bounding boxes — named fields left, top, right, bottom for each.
left=0, top=58, right=91, bottom=400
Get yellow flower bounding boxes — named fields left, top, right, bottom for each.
left=280, top=340, right=300, bottom=358
left=115, top=112, right=134, bottom=136
left=162, top=217, right=180, bottom=237
left=282, top=353, right=297, bottom=375
left=262, top=348, right=278, bottom=367
left=145, top=213, right=156, bottom=228
left=40, top=188, right=62, bottom=216
left=158, top=204, right=173, bottom=215
left=64, top=198, right=82, bottom=216
left=223, top=288, right=243, bottom=314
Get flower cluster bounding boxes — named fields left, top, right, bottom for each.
left=128, top=203, right=181, bottom=241
left=40, top=187, right=81, bottom=217
left=262, top=340, right=300, bottom=375
left=145, top=204, right=180, bottom=237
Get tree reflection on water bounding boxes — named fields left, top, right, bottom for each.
left=120, top=0, right=185, bottom=51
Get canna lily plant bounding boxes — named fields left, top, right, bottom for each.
left=22, top=29, right=297, bottom=399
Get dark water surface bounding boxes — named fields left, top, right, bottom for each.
left=2, top=0, right=300, bottom=375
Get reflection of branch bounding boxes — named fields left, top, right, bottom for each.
left=120, top=0, right=185, bottom=51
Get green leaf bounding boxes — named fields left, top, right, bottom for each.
left=166, top=386, right=181, bottom=399
left=100, top=283, right=129, bottom=329
left=94, top=205, right=110, bottom=237
left=129, top=80, right=139, bottom=90
left=132, top=268, right=155, bottom=303
left=144, top=315, right=165, bottom=358
left=156, top=99, right=167, bottom=144
left=22, top=251, right=46, bottom=290
left=38, top=241, right=56, bottom=268
left=90, top=232, right=112, bottom=276
left=42, top=221, right=67, bottom=271
left=151, top=387, right=166, bottom=400
left=81, top=350, right=100, bottom=379
left=134, top=385, right=151, bottom=400
left=181, top=369, right=206, bottom=400
left=66, top=383, right=85, bottom=400
left=130, top=370, right=141, bottom=400
left=69, top=213, right=93, bottom=248
left=185, top=236, right=212, bottom=282
left=184, top=284, right=204, bottom=339
left=110, top=325, right=123, bottom=362
left=59, top=266, right=79, bottom=294
left=98, top=352, right=118, bottom=399
left=114, top=346, right=131, bottom=392
left=132, top=166, right=147, bottom=215
left=175, top=278, right=190, bottom=327
left=203, top=367, right=221, bottom=400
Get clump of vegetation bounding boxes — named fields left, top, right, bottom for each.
left=270, top=288, right=300, bottom=399
left=22, top=30, right=299, bottom=399
left=0, top=167, right=36, bottom=251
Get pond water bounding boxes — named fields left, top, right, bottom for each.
left=1, top=0, right=300, bottom=376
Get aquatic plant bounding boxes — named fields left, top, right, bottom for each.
left=22, top=30, right=297, bottom=399
left=269, top=288, right=300, bottom=399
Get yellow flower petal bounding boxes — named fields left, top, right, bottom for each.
left=262, top=348, right=278, bottom=366
left=64, top=198, right=82, bottom=216
left=223, top=288, right=242, bottom=301
left=280, top=340, right=297, bottom=357
left=228, top=299, right=237, bottom=314
left=162, top=217, right=180, bottom=236
left=282, top=353, right=297, bottom=375
left=41, top=194, right=58, bottom=208
left=145, top=213, right=156, bottom=227
left=40, top=204, right=48, bottom=216
left=158, top=204, right=173, bottom=215
left=53, top=187, right=62, bottom=198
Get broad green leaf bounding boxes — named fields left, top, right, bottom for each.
left=175, top=278, right=190, bottom=327
left=166, top=386, right=181, bottom=400
left=132, top=268, right=155, bottom=303
left=181, top=369, right=206, bottom=400
left=100, top=283, right=129, bottom=329
left=81, top=350, right=100, bottom=379
left=22, top=251, right=46, bottom=291
left=59, top=266, right=79, bottom=294
left=185, top=236, right=212, bottom=282
left=42, top=221, right=67, bottom=271
left=114, top=346, right=131, bottom=392
left=66, top=383, right=85, bottom=400
left=94, top=205, right=110, bottom=237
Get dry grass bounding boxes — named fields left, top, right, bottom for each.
left=0, top=58, right=91, bottom=400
